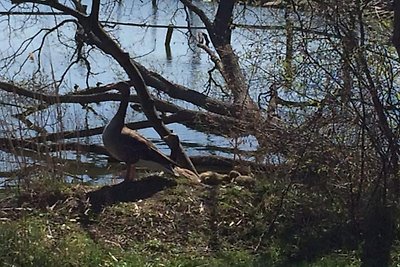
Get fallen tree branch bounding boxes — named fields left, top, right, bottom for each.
left=134, top=64, right=238, bottom=117
left=0, top=137, right=268, bottom=173
left=0, top=81, right=250, bottom=142
left=0, top=81, right=181, bottom=113
left=24, top=106, right=248, bottom=145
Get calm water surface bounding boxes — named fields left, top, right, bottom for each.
left=0, top=1, right=288, bottom=182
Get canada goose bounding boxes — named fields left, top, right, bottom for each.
left=102, top=85, right=183, bottom=181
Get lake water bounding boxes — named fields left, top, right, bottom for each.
left=0, top=1, right=334, bottom=183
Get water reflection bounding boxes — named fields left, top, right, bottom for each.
left=0, top=1, right=275, bottom=182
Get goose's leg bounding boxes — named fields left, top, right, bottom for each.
left=125, top=164, right=131, bottom=181
left=125, top=164, right=136, bottom=181
left=130, top=165, right=137, bottom=180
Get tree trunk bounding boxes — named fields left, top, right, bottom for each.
left=392, top=0, right=400, bottom=58
left=181, top=0, right=258, bottom=112
left=361, top=200, right=394, bottom=267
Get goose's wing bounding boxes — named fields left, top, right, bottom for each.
left=121, top=127, right=201, bottom=182
left=121, top=127, right=178, bottom=169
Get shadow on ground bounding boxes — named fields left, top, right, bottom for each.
left=87, top=175, right=177, bottom=212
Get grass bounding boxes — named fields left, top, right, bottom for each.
left=0, top=216, right=260, bottom=267
left=0, top=174, right=366, bottom=267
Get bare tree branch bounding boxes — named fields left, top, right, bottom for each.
left=180, top=0, right=257, bottom=110
left=11, top=0, right=86, bottom=20
left=90, top=0, right=100, bottom=23
left=179, top=0, right=213, bottom=31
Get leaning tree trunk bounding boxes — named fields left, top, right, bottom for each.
left=180, top=0, right=258, bottom=113
left=11, top=0, right=198, bottom=174
left=89, top=1, right=197, bottom=173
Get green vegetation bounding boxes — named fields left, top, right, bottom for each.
left=0, top=172, right=387, bottom=267
left=0, top=214, right=258, bottom=267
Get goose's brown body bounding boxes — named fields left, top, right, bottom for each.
left=102, top=86, right=178, bottom=180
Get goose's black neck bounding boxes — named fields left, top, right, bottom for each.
left=112, top=89, right=130, bottom=129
